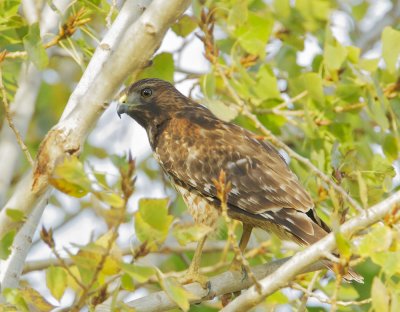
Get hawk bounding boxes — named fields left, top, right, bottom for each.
left=117, top=78, right=362, bottom=285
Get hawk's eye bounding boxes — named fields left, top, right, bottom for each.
left=141, top=88, right=152, bottom=98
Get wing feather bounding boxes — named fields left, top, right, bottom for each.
left=155, top=112, right=314, bottom=216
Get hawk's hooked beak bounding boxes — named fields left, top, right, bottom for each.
left=117, top=93, right=128, bottom=119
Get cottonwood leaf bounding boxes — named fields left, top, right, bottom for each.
left=382, top=27, right=400, bottom=73
left=46, top=266, right=68, bottom=301
left=50, top=156, right=91, bottom=198
left=156, top=269, right=197, bottom=312
left=135, top=198, right=172, bottom=250
left=372, top=277, right=389, bottom=312
left=120, top=263, right=155, bottom=283
left=172, top=223, right=212, bottom=246
left=23, top=22, right=48, bottom=69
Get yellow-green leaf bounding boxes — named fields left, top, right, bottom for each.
left=334, top=231, right=351, bottom=260
left=356, top=171, right=368, bottom=208
left=358, top=224, right=392, bottom=256
left=21, top=286, right=55, bottom=312
left=6, top=208, right=25, bottom=222
left=172, top=223, right=212, bottom=246
left=23, top=22, right=48, bottom=69
left=3, top=288, right=29, bottom=312
left=171, top=15, right=197, bottom=37
left=371, top=251, right=400, bottom=277
left=137, top=52, right=174, bottom=83
left=120, top=263, right=155, bottom=283
left=50, top=156, right=91, bottom=198
left=156, top=269, right=197, bottom=311
left=372, top=277, right=389, bottom=312
left=324, top=43, right=347, bottom=71
left=121, top=273, right=135, bottom=291
left=46, top=266, right=68, bottom=301
left=94, top=191, right=124, bottom=208
left=135, top=198, right=172, bottom=250
left=382, top=27, right=400, bottom=74
left=0, top=230, right=16, bottom=260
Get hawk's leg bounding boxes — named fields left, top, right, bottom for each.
left=179, top=235, right=209, bottom=288
left=230, top=224, right=253, bottom=276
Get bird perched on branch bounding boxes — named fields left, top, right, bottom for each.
left=117, top=78, right=362, bottom=285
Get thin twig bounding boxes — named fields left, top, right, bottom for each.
left=297, top=271, right=320, bottom=312
left=213, top=171, right=262, bottom=293
left=0, top=67, right=34, bottom=166
left=291, top=283, right=372, bottom=307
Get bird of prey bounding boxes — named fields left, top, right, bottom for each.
left=117, top=78, right=362, bottom=285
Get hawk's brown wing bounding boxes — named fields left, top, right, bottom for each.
left=155, top=110, right=329, bottom=244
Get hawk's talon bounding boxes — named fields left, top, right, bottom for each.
left=240, top=265, right=248, bottom=283
left=179, top=271, right=209, bottom=289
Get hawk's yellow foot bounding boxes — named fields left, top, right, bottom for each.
left=180, top=235, right=209, bottom=288
left=229, top=224, right=253, bottom=281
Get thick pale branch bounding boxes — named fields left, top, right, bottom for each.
left=115, top=191, right=399, bottom=311
left=0, top=0, right=70, bottom=292
left=0, top=0, right=70, bottom=206
left=222, top=190, right=400, bottom=311
left=97, top=258, right=326, bottom=312
left=0, top=0, right=190, bottom=239
left=0, top=0, right=190, bottom=293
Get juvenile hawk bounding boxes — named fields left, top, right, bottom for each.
left=117, top=78, right=362, bottom=284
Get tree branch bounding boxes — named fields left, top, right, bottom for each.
left=0, top=0, right=190, bottom=290
left=108, top=191, right=399, bottom=311
left=0, top=0, right=70, bottom=206
left=355, top=0, right=400, bottom=52
left=96, top=258, right=326, bottom=312
left=22, top=241, right=226, bottom=273
left=0, top=0, right=70, bottom=293
left=221, top=190, right=400, bottom=311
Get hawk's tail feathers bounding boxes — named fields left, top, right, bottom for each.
left=323, top=260, right=364, bottom=284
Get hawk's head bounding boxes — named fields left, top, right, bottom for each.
left=117, top=78, right=190, bottom=128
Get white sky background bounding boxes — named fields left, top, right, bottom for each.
left=23, top=0, right=400, bottom=308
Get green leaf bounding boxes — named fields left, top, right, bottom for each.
left=3, top=288, right=29, bottom=312
left=358, top=57, right=379, bottom=72
left=227, top=1, right=248, bottom=29
left=273, top=0, right=290, bottom=18
left=324, top=43, right=347, bottom=71
left=293, top=72, right=324, bottom=104
left=120, top=263, right=155, bottom=283
left=121, top=273, right=135, bottom=291
left=383, top=134, right=399, bottom=161
left=0, top=230, right=15, bottom=260
left=234, top=12, right=273, bottom=57
left=252, top=65, right=281, bottom=100
left=172, top=223, right=212, bottom=246
left=134, top=198, right=172, bottom=250
left=347, top=46, right=360, bottom=64
left=171, top=15, right=197, bottom=38
left=371, top=277, right=389, bottom=312
left=138, top=52, right=174, bottom=83
left=382, top=27, right=400, bottom=74
left=371, top=251, right=400, bottom=277
left=200, top=73, right=216, bottom=98
left=46, top=266, right=68, bottom=301
left=352, top=2, right=368, bottom=21
left=206, top=100, right=238, bottom=122
left=50, top=156, right=92, bottom=198
left=94, top=191, right=124, bottom=208
left=334, top=231, right=351, bottom=260
left=6, top=208, right=25, bottom=222
left=23, top=22, right=48, bottom=69
left=356, top=171, right=368, bottom=208
left=358, top=224, right=392, bottom=256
